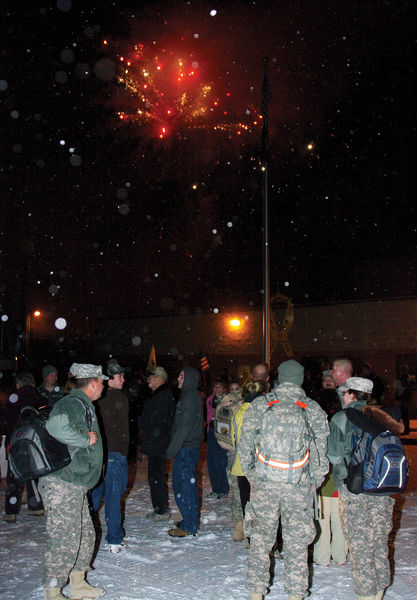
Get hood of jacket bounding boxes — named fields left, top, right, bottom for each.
left=181, top=367, right=200, bottom=392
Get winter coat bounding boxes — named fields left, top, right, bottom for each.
left=206, top=392, right=224, bottom=431
left=238, top=382, right=330, bottom=487
left=45, top=388, right=103, bottom=489
left=96, top=387, right=130, bottom=456
left=328, top=401, right=404, bottom=490
left=166, top=367, right=203, bottom=459
left=141, top=382, right=175, bottom=456
left=37, top=384, right=64, bottom=407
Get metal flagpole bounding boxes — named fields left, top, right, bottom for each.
left=260, top=57, right=272, bottom=368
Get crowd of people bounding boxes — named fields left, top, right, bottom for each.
left=0, top=355, right=410, bottom=600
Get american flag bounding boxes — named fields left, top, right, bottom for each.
left=199, top=348, right=210, bottom=372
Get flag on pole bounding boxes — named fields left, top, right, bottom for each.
left=199, top=348, right=210, bottom=372
left=260, top=57, right=272, bottom=153
left=147, top=345, right=157, bottom=371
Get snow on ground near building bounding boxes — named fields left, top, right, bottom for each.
left=1, top=448, right=416, bottom=600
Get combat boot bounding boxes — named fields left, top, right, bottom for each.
left=288, top=596, right=304, bottom=600
left=69, top=570, right=104, bottom=599
left=249, top=594, right=264, bottom=600
left=374, top=592, right=385, bottom=600
left=234, top=521, right=245, bottom=542
left=44, top=588, right=66, bottom=600
left=358, top=596, right=374, bottom=600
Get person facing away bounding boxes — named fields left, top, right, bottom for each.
left=90, top=359, right=130, bottom=554
left=37, top=365, right=64, bottom=407
left=3, top=372, right=44, bottom=522
left=38, top=363, right=105, bottom=600
left=328, top=376, right=404, bottom=600
left=239, top=359, right=329, bottom=600
left=141, top=365, right=175, bottom=521
left=166, top=367, right=203, bottom=538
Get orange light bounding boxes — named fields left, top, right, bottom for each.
left=229, top=319, right=241, bottom=328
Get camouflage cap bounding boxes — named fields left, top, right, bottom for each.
left=322, top=370, right=333, bottom=378
left=148, top=366, right=168, bottom=381
left=345, top=376, right=373, bottom=394
left=72, top=363, right=109, bottom=380
left=69, top=362, right=80, bottom=376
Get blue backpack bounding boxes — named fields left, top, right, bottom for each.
left=346, top=407, right=409, bottom=495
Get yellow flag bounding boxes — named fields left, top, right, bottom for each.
left=147, top=345, right=157, bottom=371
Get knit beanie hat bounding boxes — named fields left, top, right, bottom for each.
left=278, top=359, right=304, bottom=386
left=42, top=365, right=57, bottom=379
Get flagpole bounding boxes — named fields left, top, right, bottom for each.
left=261, top=57, right=271, bottom=369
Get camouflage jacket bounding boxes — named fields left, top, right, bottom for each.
left=238, top=382, right=329, bottom=487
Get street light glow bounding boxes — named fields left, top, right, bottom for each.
left=33, top=310, right=41, bottom=317
left=229, top=319, right=241, bottom=327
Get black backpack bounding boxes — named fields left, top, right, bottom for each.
left=8, top=400, right=91, bottom=482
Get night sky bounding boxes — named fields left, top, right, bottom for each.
left=0, top=0, right=415, bottom=350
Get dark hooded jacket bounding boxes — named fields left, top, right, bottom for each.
left=166, top=367, right=203, bottom=459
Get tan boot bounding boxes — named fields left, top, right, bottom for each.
left=69, top=571, right=104, bottom=599
left=249, top=594, right=264, bottom=600
left=288, top=596, right=304, bottom=600
left=44, top=588, right=66, bottom=600
left=374, top=592, right=385, bottom=600
left=234, top=520, right=245, bottom=542
left=358, top=596, right=374, bottom=600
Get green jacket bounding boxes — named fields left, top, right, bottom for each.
left=45, top=388, right=103, bottom=489
left=327, top=399, right=366, bottom=490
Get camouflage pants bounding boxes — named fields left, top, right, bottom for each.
left=245, top=479, right=316, bottom=597
left=227, top=450, right=243, bottom=524
left=339, top=485, right=394, bottom=596
left=38, top=476, right=96, bottom=588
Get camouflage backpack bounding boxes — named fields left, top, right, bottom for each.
left=254, top=390, right=313, bottom=483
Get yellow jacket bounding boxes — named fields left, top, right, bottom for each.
left=230, top=402, right=250, bottom=476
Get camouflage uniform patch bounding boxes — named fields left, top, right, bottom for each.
left=339, top=485, right=394, bottom=596
left=39, top=476, right=95, bottom=588
left=227, top=449, right=243, bottom=523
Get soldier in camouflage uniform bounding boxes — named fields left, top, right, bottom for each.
left=328, top=377, right=404, bottom=600
left=239, top=359, right=329, bottom=600
left=38, top=364, right=106, bottom=600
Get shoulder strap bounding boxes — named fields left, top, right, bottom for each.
left=74, top=397, right=93, bottom=429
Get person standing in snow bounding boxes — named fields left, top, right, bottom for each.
left=90, top=359, right=130, bottom=553
left=239, top=359, right=329, bottom=600
left=38, top=364, right=105, bottom=600
left=3, top=372, right=44, bottom=522
left=141, top=366, right=175, bottom=521
left=166, top=367, right=203, bottom=538
left=205, top=379, right=229, bottom=498
left=328, top=376, right=404, bottom=600
left=37, top=365, right=64, bottom=407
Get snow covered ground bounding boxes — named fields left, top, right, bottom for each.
left=1, top=446, right=416, bottom=600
